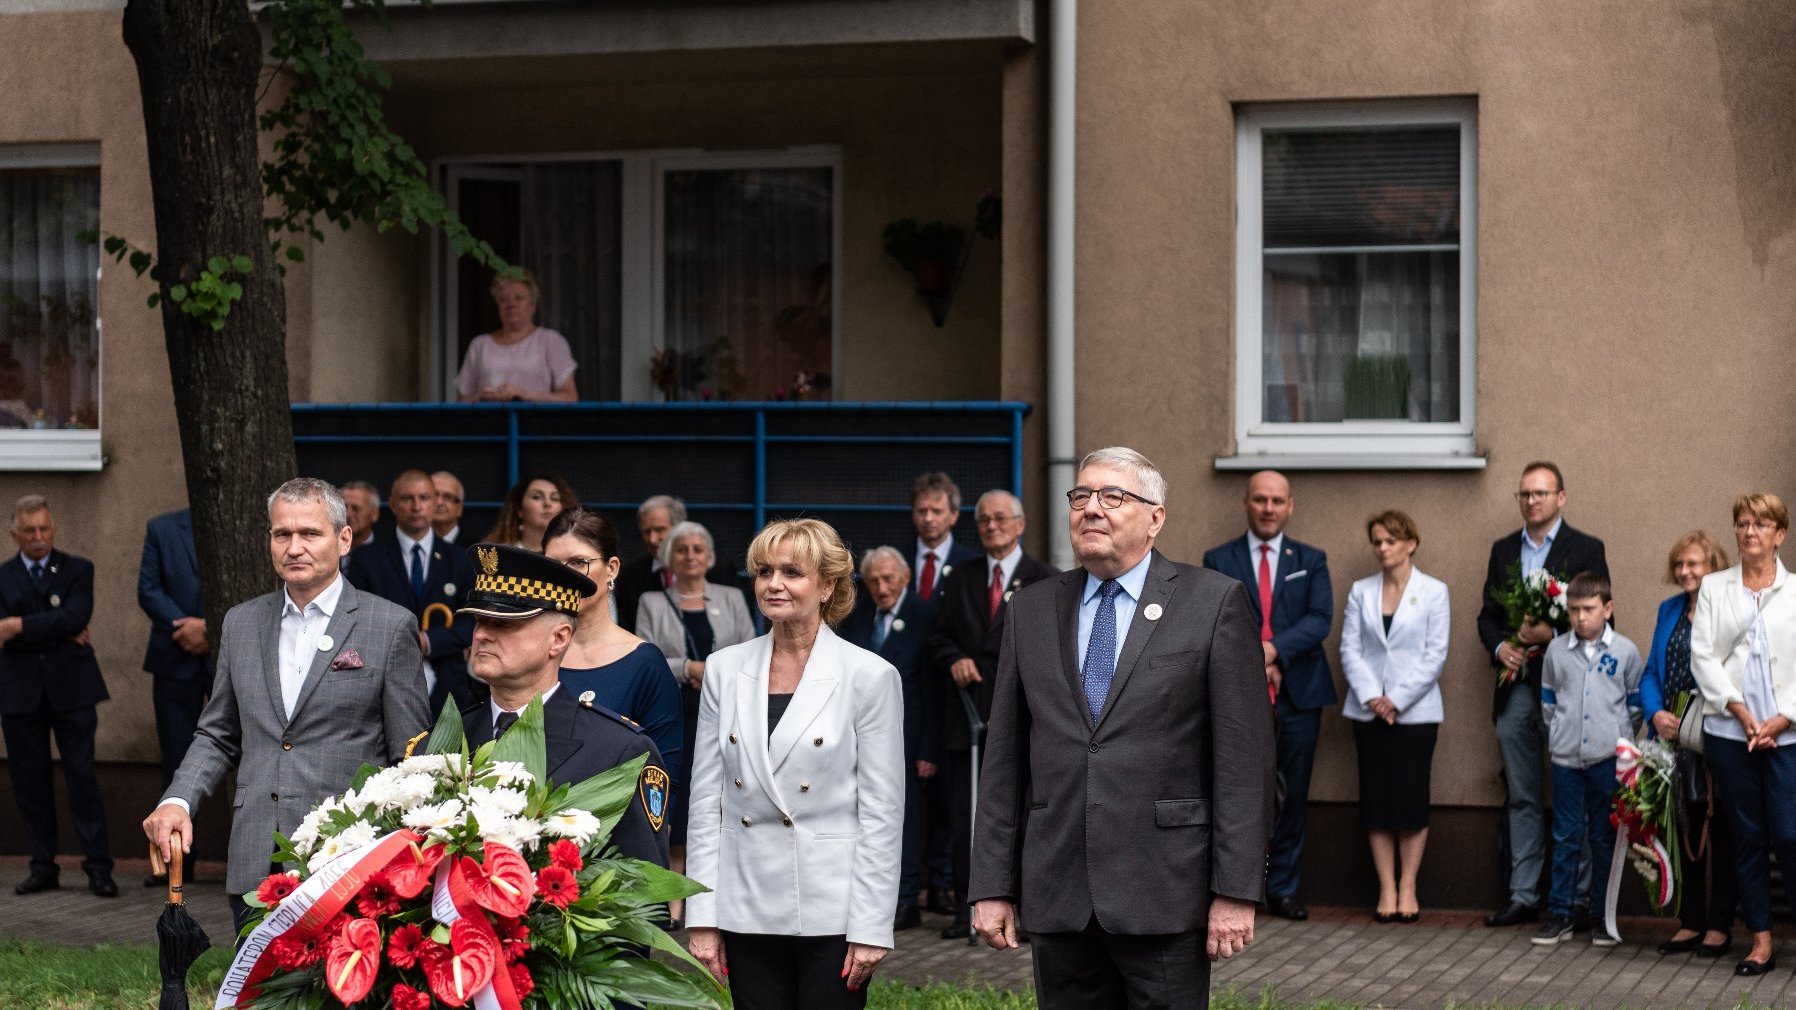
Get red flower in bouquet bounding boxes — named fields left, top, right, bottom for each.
left=424, top=919, right=501, bottom=1007
left=535, top=864, right=578, bottom=908
left=387, top=923, right=427, bottom=969
left=256, top=871, right=299, bottom=908
left=509, top=962, right=535, bottom=1000
left=494, top=915, right=531, bottom=964
left=384, top=841, right=447, bottom=899
left=461, top=842, right=533, bottom=918
left=548, top=838, right=583, bottom=872
left=324, top=916, right=383, bottom=1005
left=391, top=982, right=432, bottom=1010
left=356, top=871, right=404, bottom=917
left=268, top=934, right=323, bottom=970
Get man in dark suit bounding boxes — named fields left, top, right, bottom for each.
left=137, top=508, right=210, bottom=886
left=972, top=448, right=1275, bottom=1008
left=1202, top=470, right=1334, bottom=921
left=430, top=470, right=464, bottom=545
left=616, top=494, right=684, bottom=633
left=0, top=495, right=115, bottom=897
left=929, top=489, right=1056, bottom=940
left=840, top=545, right=940, bottom=931
left=907, top=472, right=982, bottom=603
left=458, top=542, right=670, bottom=867
left=1477, top=460, right=1608, bottom=928
left=348, top=468, right=477, bottom=714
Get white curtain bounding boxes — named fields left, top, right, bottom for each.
left=0, top=169, right=99, bottom=429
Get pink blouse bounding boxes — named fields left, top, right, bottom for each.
left=455, top=327, right=577, bottom=399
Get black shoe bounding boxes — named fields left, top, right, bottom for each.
left=940, top=921, right=972, bottom=940
left=86, top=871, right=118, bottom=898
left=1531, top=915, right=1575, bottom=946
left=1395, top=912, right=1420, bottom=924
left=894, top=905, right=922, bottom=931
left=1736, top=954, right=1777, bottom=976
left=1699, top=938, right=1734, bottom=958
left=1265, top=894, right=1308, bottom=921
left=1570, top=905, right=1591, bottom=933
left=14, top=872, right=58, bottom=895
left=925, top=889, right=957, bottom=915
left=1484, top=901, right=1540, bottom=927
left=1373, top=911, right=1399, bottom=924
left=1658, top=934, right=1704, bottom=955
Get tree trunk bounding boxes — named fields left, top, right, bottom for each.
left=123, top=0, right=295, bottom=638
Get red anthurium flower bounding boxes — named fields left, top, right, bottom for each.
left=508, top=962, right=535, bottom=1000
left=385, top=841, right=447, bottom=899
left=324, top=916, right=382, bottom=1006
left=387, top=923, right=427, bottom=969
left=534, top=865, right=578, bottom=908
left=548, top=839, right=583, bottom=873
left=461, top=843, right=533, bottom=918
left=256, top=871, right=299, bottom=907
left=423, top=919, right=501, bottom=1007
left=356, top=872, right=404, bottom=918
left=494, top=916, right=531, bottom=964
left=391, top=983, right=432, bottom=1010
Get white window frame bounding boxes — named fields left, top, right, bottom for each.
left=0, top=143, right=103, bottom=472
left=432, top=146, right=843, bottom=403
left=1222, top=98, right=1481, bottom=471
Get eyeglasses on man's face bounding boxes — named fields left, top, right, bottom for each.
left=1066, top=487, right=1159, bottom=510
left=1514, top=490, right=1559, bottom=502
left=975, top=513, right=1021, bottom=527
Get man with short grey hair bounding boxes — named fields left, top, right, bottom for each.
left=339, top=480, right=380, bottom=551
left=616, top=494, right=690, bottom=632
left=143, top=477, right=429, bottom=931
left=430, top=470, right=465, bottom=544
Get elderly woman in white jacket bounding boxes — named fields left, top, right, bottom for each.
left=685, top=518, right=904, bottom=1009
left=1339, top=510, right=1449, bottom=924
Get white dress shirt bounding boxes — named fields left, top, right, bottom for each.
left=280, top=574, right=346, bottom=719
left=914, top=534, right=960, bottom=586
left=1245, top=531, right=1285, bottom=592
left=488, top=682, right=561, bottom=734
left=1076, top=553, right=1154, bottom=673
left=988, top=543, right=1023, bottom=591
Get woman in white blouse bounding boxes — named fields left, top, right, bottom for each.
left=1339, top=509, right=1449, bottom=924
left=1691, top=492, right=1796, bottom=977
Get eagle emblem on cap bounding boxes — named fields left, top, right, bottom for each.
left=477, top=545, right=499, bottom=575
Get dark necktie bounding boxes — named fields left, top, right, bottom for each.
left=1082, top=580, right=1122, bottom=721
left=988, top=562, right=1005, bottom=624
left=410, top=544, right=427, bottom=602
left=871, top=611, right=891, bottom=652
left=29, top=562, right=43, bottom=586
left=494, top=710, right=519, bottom=738
left=919, top=552, right=938, bottom=599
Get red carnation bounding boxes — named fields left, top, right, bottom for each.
left=388, top=923, right=427, bottom=969
left=548, top=839, right=583, bottom=873
left=391, top=983, right=432, bottom=1010
left=534, top=864, right=578, bottom=908
left=508, top=962, right=535, bottom=1000
left=256, top=871, right=299, bottom=908
left=494, top=916, right=531, bottom=964
left=356, top=872, right=404, bottom=918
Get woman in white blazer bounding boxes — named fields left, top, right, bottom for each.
left=1690, top=493, right=1796, bottom=976
left=1339, top=510, right=1449, bottom=924
left=685, top=518, right=904, bottom=1008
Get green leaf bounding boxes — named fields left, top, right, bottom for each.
left=423, top=696, right=468, bottom=755
left=286, top=245, right=306, bottom=263
left=169, top=284, right=188, bottom=302
left=559, top=753, right=647, bottom=825
left=489, top=695, right=547, bottom=786
left=128, top=251, right=153, bottom=276
left=146, top=293, right=160, bottom=308
left=346, top=762, right=381, bottom=793
left=207, top=255, right=228, bottom=274
left=231, top=254, right=254, bottom=273
left=599, top=858, right=709, bottom=905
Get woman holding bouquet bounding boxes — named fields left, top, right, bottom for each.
left=1339, top=510, right=1449, bottom=923
left=1640, top=530, right=1735, bottom=959
left=1692, top=493, right=1796, bottom=976
left=685, top=518, right=904, bottom=1008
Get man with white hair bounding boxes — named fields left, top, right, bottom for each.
left=616, top=494, right=687, bottom=632
left=971, top=448, right=1275, bottom=1008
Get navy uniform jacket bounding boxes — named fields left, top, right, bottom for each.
left=0, top=550, right=107, bottom=715
left=1202, top=534, right=1337, bottom=710
left=138, top=509, right=211, bottom=682
left=463, top=686, right=671, bottom=867
left=348, top=531, right=476, bottom=708
left=928, top=551, right=1060, bottom=751
left=841, top=588, right=941, bottom=764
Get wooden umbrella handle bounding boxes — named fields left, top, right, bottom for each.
left=148, top=831, right=186, bottom=905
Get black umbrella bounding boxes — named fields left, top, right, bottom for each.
left=151, top=831, right=211, bottom=1010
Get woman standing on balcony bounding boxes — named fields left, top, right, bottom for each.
left=455, top=268, right=580, bottom=402
left=484, top=472, right=578, bottom=553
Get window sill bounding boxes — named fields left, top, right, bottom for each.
left=0, top=431, right=104, bottom=472
left=1214, top=452, right=1486, bottom=471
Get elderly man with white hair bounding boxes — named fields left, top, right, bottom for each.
left=841, top=544, right=940, bottom=932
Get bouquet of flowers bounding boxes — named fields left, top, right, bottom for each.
left=216, top=699, right=728, bottom=1010
left=1612, top=737, right=1680, bottom=914
left=1488, top=564, right=1571, bottom=685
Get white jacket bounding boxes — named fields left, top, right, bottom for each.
left=1691, top=561, right=1796, bottom=724
left=1339, top=569, right=1449, bottom=723
left=683, top=625, right=905, bottom=948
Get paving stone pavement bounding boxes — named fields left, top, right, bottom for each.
left=8, top=858, right=1796, bottom=1009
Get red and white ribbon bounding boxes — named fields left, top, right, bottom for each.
left=430, top=856, right=524, bottom=1010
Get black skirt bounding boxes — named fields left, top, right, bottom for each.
left=1352, top=719, right=1438, bottom=831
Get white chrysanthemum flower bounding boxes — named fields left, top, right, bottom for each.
left=306, top=820, right=379, bottom=873
left=391, top=772, right=443, bottom=810
left=403, top=798, right=466, bottom=842
left=399, top=753, right=458, bottom=777
left=469, top=785, right=529, bottom=818
left=354, top=769, right=405, bottom=810
left=542, top=808, right=602, bottom=845
left=482, top=815, right=544, bottom=852
left=487, top=761, right=534, bottom=788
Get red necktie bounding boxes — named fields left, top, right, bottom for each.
left=919, top=551, right=938, bottom=600
left=1257, top=544, right=1275, bottom=642
left=987, top=562, right=1005, bottom=624
left=660, top=567, right=674, bottom=589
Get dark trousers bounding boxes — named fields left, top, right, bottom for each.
left=719, top=932, right=867, bottom=1010
left=151, top=672, right=210, bottom=790
left=1705, top=733, right=1796, bottom=932
left=1547, top=760, right=1616, bottom=918
left=899, top=756, right=926, bottom=909
left=1677, top=781, right=1738, bottom=935
left=923, top=772, right=954, bottom=891
left=1030, top=914, right=1208, bottom=1010
left=1266, top=703, right=1320, bottom=898
left=1, top=700, right=110, bottom=875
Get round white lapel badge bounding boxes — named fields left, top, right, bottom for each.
left=1144, top=603, right=1163, bottom=622
left=444, top=583, right=456, bottom=597
left=1004, top=590, right=1014, bottom=603
left=892, top=618, right=906, bottom=633
left=48, top=594, right=60, bottom=608
left=942, top=565, right=953, bottom=578
left=579, top=690, right=596, bottom=705
left=709, top=607, right=721, bottom=617
left=317, top=634, right=334, bottom=652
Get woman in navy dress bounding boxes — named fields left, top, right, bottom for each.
left=542, top=507, right=682, bottom=783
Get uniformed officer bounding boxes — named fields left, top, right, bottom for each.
left=457, top=542, right=670, bottom=867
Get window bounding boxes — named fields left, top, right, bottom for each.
left=0, top=144, right=102, bottom=471
left=1227, top=100, right=1479, bottom=469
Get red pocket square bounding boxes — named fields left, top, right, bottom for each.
left=330, top=650, right=364, bottom=671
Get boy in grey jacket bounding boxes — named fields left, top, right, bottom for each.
left=1531, top=572, right=1643, bottom=948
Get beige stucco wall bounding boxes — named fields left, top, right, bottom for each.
left=1067, top=0, right=1796, bottom=807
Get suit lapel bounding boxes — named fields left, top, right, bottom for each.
left=543, top=691, right=583, bottom=780
left=466, top=706, right=495, bottom=749
left=260, top=592, right=288, bottom=725
left=290, top=584, right=363, bottom=723
left=1541, top=524, right=1576, bottom=576
left=734, top=637, right=783, bottom=809
left=1055, top=570, right=1087, bottom=728
left=769, top=627, right=842, bottom=773
left=1232, top=536, right=1266, bottom=625
left=177, top=513, right=198, bottom=580
left=1362, top=578, right=1388, bottom=643
left=1096, top=553, right=1175, bottom=730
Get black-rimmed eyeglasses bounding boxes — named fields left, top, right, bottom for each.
left=1066, top=487, right=1160, bottom=510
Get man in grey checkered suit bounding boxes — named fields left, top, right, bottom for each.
left=143, top=478, right=430, bottom=930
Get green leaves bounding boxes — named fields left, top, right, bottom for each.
left=423, top=696, right=469, bottom=756
left=489, top=696, right=548, bottom=787
left=560, top=752, right=648, bottom=828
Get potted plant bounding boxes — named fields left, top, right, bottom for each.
left=882, top=219, right=967, bottom=294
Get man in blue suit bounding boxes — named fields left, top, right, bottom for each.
left=1203, top=470, right=1334, bottom=921
left=841, top=545, right=940, bottom=932
left=137, top=508, right=211, bottom=886
left=347, top=469, right=477, bottom=713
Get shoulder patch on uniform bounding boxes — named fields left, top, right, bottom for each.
left=639, top=764, right=669, bottom=833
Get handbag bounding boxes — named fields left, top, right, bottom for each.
left=1676, top=691, right=1706, bottom=756
left=1675, top=748, right=1709, bottom=805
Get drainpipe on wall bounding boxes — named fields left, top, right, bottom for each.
left=1046, top=0, right=1078, bottom=572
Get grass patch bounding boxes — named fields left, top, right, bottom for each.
left=869, top=981, right=1039, bottom=1008
left=0, top=938, right=229, bottom=1009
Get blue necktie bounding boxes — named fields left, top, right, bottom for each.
left=410, top=544, right=426, bottom=602
left=29, top=562, right=43, bottom=585
left=1083, top=579, right=1122, bottom=721
left=871, top=611, right=890, bottom=652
